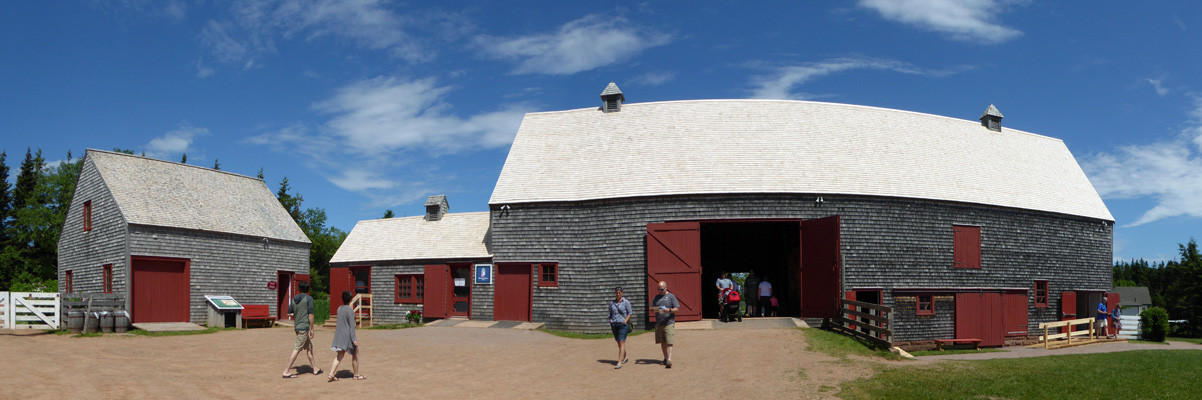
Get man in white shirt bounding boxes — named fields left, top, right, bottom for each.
left=758, top=279, right=773, bottom=317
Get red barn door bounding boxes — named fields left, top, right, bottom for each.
left=1106, top=292, right=1121, bottom=336
left=131, top=256, right=190, bottom=323
left=800, top=216, right=841, bottom=318
left=646, top=222, right=701, bottom=322
left=329, top=267, right=351, bottom=315
left=956, top=292, right=1005, bottom=347
left=1060, top=291, right=1077, bottom=334
left=424, top=265, right=451, bottom=319
left=494, top=263, right=531, bottom=321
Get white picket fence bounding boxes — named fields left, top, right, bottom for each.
left=0, top=292, right=61, bottom=330
left=1117, top=315, right=1141, bottom=340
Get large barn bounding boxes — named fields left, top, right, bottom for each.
left=57, top=149, right=311, bottom=324
left=335, top=84, right=1114, bottom=347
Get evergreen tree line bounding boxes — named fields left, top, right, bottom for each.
left=0, top=148, right=347, bottom=300
left=1113, top=239, right=1202, bottom=337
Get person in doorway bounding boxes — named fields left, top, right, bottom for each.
left=715, top=271, right=733, bottom=309
left=758, top=278, right=773, bottom=317
left=328, top=291, right=364, bottom=382
left=650, top=281, right=680, bottom=368
left=608, top=287, right=633, bottom=369
left=744, top=271, right=760, bottom=318
left=281, top=280, right=320, bottom=379
left=1096, top=296, right=1109, bottom=338
left=769, top=296, right=779, bottom=317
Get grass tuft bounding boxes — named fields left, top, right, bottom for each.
left=908, top=348, right=1005, bottom=357
left=839, top=350, right=1202, bottom=399
left=368, top=323, right=421, bottom=330
left=801, top=328, right=904, bottom=360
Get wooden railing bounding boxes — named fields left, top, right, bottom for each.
left=351, top=293, right=373, bottom=328
left=1038, top=317, right=1097, bottom=348
left=830, top=299, right=893, bottom=347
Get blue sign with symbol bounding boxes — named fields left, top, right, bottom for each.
left=474, top=264, right=493, bottom=284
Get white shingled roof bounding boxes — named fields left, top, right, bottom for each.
left=330, top=212, right=492, bottom=263
left=87, top=149, right=311, bottom=243
left=490, top=100, right=1113, bottom=221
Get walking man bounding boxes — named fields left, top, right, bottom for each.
left=758, top=278, right=773, bottom=318
left=650, top=281, right=680, bottom=368
left=744, top=271, right=760, bottom=318
left=281, top=280, right=320, bottom=378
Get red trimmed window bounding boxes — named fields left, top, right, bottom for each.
left=65, top=271, right=74, bottom=293
left=1034, top=280, right=1049, bottom=308
left=537, top=263, right=558, bottom=287
left=916, top=294, right=934, bottom=315
left=953, top=225, right=981, bottom=269
left=83, top=201, right=93, bottom=231
left=103, top=265, right=113, bottom=294
left=395, top=274, right=424, bottom=303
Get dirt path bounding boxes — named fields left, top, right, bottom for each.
left=2, top=325, right=872, bottom=399
left=918, top=339, right=1202, bottom=361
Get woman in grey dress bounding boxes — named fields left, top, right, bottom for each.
left=327, top=291, right=364, bottom=381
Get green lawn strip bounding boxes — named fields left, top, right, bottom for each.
left=801, top=328, right=905, bottom=360
left=368, top=323, right=421, bottom=330
left=839, top=350, right=1202, bottom=400
left=1167, top=337, right=1202, bottom=345
left=908, top=348, right=1005, bottom=357
left=539, top=329, right=651, bottom=340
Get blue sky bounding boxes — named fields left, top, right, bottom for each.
left=2, top=1, right=1200, bottom=262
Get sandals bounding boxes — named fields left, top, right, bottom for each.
left=353, top=375, right=367, bottom=380
left=327, top=375, right=339, bottom=382
left=282, top=374, right=298, bottom=379
left=313, top=369, right=323, bottom=376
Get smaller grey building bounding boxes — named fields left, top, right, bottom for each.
left=328, top=197, right=492, bottom=323
left=57, top=149, right=311, bottom=324
left=1114, top=287, right=1153, bottom=317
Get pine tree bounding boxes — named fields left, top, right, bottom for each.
left=0, top=151, right=11, bottom=243
left=213, top=158, right=221, bottom=170
left=180, top=153, right=187, bottom=164
left=12, top=148, right=39, bottom=211
left=257, top=168, right=264, bottom=180
left=383, top=209, right=395, bottom=219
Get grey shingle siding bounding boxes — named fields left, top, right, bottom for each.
left=128, top=225, right=309, bottom=323
left=332, top=258, right=493, bottom=324
left=58, top=156, right=129, bottom=296
left=488, top=193, right=1112, bottom=336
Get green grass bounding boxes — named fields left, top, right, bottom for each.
left=1168, top=337, right=1202, bottom=345
left=801, top=328, right=905, bottom=360
left=126, top=327, right=230, bottom=337
left=367, top=323, right=421, bottom=330
left=314, top=299, right=330, bottom=325
left=908, top=348, right=1005, bottom=357
left=539, top=329, right=651, bottom=340
left=839, top=350, right=1202, bottom=400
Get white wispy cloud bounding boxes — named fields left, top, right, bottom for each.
left=94, top=0, right=187, bottom=21
left=1083, top=97, right=1202, bottom=227
left=196, top=59, right=215, bottom=78
left=857, top=0, right=1026, bottom=44
left=748, top=57, right=968, bottom=100
left=1147, top=78, right=1169, bottom=96
left=630, top=71, right=676, bottom=86
left=144, top=125, right=209, bottom=160
left=246, top=76, right=531, bottom=205
left=200, top=0, right=465, bottom=68
left=475, top=15, right=672, bottom=75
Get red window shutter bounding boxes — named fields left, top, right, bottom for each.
left=329, top=267, right=350, bottom=315
left=103, top=265, right=113, bottom=293
left=83, top=201, right=92, bottom=231
left=1034, top=281, right=1049, bottom=308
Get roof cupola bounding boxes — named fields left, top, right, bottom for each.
left=425, top=195, right=448, bottom=222
left=980, top=104, right=1003, bottom=132
left=600, top=82, right=625, bottom=113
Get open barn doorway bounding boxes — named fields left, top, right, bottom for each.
left=699, top=221, right=801, bottom=319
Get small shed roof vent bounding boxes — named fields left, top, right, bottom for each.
left=980, top=104, right=1004, bottom=132
left=424, top=195, right=448, bottom=222
left=600, top=82, right=625, bottom=113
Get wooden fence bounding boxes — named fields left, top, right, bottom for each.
left=0, top=292, right=61, bottom=330
left=351, top=293, right=373, bottom=328
left=830, top=299, right=893, bottom=347
left=1037, top=317, right=1097, bottom=348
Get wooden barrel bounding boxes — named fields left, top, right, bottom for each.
left=84, top=312, right=99, bottom=333
left=67, top=311, right=85, bottom=334
left=114, top=311, right=130, bottom=333
left=99, top=311, right=114, bottom=333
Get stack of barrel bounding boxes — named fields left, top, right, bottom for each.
left=66, top=310, right=131, bottom=334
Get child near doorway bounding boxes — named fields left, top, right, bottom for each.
left=768, top=296, right=779, bottom=317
